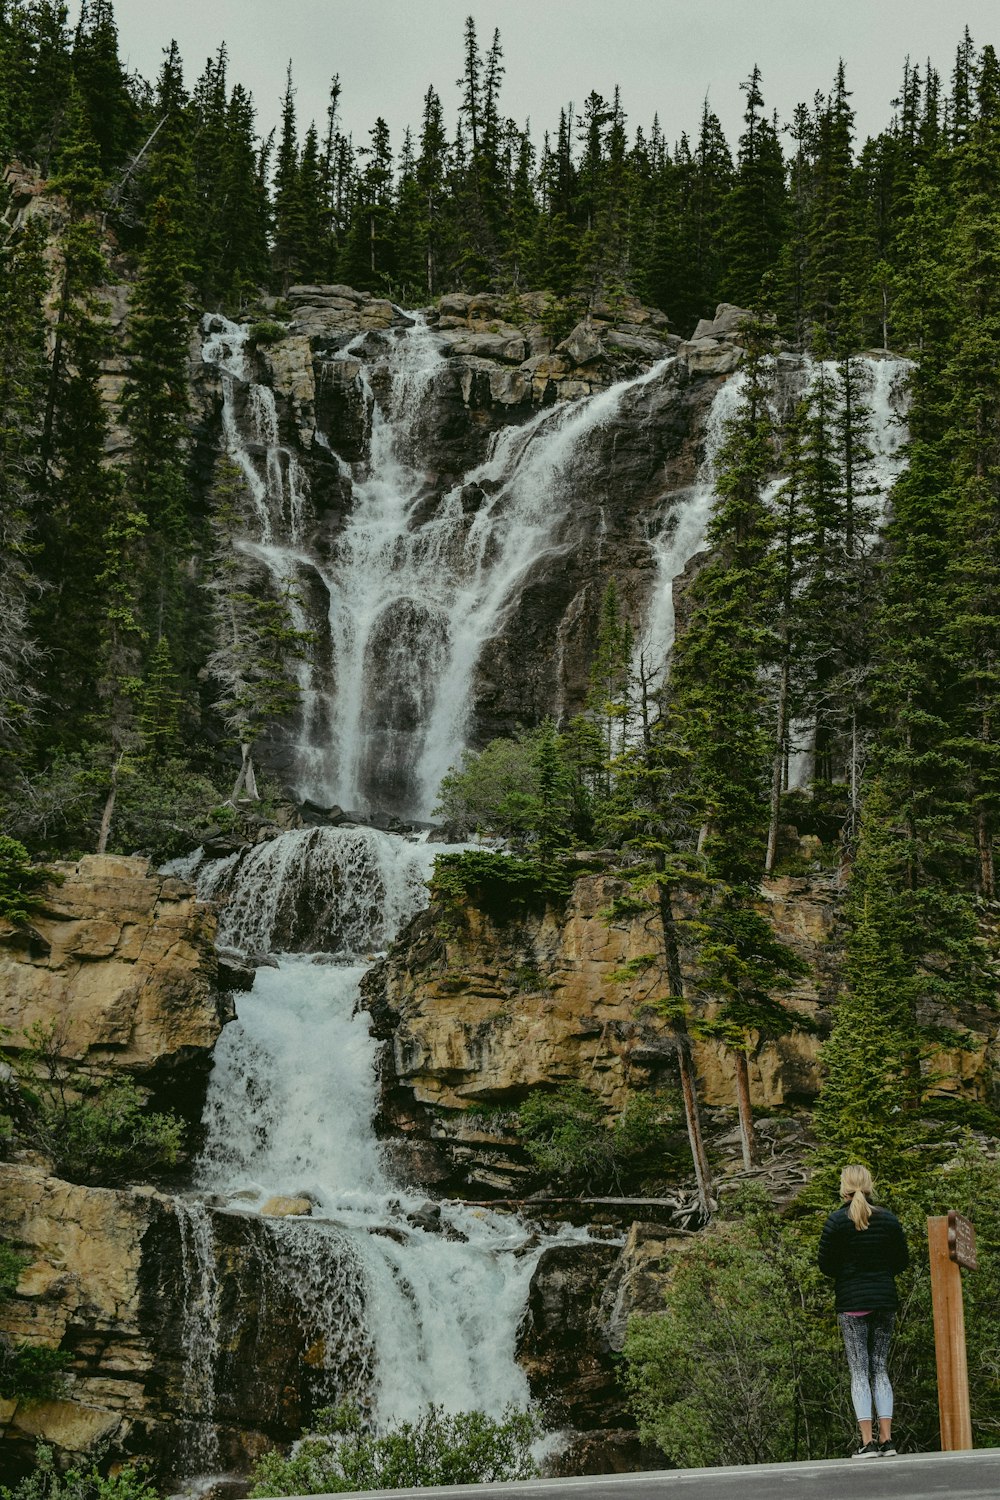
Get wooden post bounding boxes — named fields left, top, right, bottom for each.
left=927, top=1215, right=973, bottom=1450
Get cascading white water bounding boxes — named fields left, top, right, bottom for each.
left=202, top=314, right=676, bottom=819
left=637, top=353, right=912, bottom=683
left=171, top=827, right=589, bottom=1469
left=174, top=1200, right=222, bottom=1471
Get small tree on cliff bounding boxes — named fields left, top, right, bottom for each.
left=204, top=461, right=312, bottom=801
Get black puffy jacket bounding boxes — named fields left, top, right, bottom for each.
left=817, top=1202, right=909, bottom=1312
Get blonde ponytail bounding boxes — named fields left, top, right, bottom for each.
left=839, top=1164, right=874, bottom=1230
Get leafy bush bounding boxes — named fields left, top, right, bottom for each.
left=515, top=1083, right=681, bottom=1193
left=0, top=837, right=51, bottom=924
left=623, top=1184, right=843, bottom=1466
left=430, top=849, right=574, bottom=922
left=249, top=320, right=287, bottom=345
left=0, top=1445, right=157, bottom=1500
left=3, top=751, right=228, bottom=863
left=435, top=733, right=542, bottom=841
left=624, top=1154, right=1000, bottom=1465
left=14, top=1026, right=184, bottom=1187
left=248, top=1402, right=539, bottom=1497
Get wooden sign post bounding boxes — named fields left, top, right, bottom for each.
left=927, top=1211, right=976, bottom=1451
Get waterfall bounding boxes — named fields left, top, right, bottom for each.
left=202, top=315, right=675, bottom=819
left=171, top=828, right=588, bottom=1475
left=175, top=1200, right=222, bottom=1472
left=637, top=353, right=912, bottom=683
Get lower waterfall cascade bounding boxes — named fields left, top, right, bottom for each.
left=169, top=828, right=590, bottom=1478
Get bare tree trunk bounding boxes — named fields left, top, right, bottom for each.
left=654, top=866, right=714, bottom=1219
left=976, top=808, right=995, bottom=899
left=96, top=754, right=125, bottom=854
left=765, top=654, right=790, bottom=875
left=734, top=1049, right=760, bottom=1169
left=229, top=742, right=259, bottom=804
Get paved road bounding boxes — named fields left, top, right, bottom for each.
left=314, top=1449, right=1000, bottom=1500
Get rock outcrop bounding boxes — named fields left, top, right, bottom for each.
left=363, top=868, right=1000, bottom=1194
left=0, top=1169, right=374, bottom=1484
left=0, top=855, right=227, bottom=1125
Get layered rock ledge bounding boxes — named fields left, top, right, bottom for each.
left=0, top=855, right=227, bottom=1119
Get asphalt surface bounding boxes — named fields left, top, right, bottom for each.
left=304, top=1449, right=1000, bottom=1500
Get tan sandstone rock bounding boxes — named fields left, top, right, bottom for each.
left=0, top=855, right=222, bottom=1087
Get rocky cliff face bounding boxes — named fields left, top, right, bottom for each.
left=0, top=855, right=228, bottom=1126
left=363, top=868, right=1000, bottom=1195
left=0, top=859, right=230, bottom=1480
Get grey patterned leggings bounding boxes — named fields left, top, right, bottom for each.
left=838, top=1310, right=895, bottom=1420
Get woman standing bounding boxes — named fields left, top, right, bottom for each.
left=818, top=1164, right=909, bottom=1458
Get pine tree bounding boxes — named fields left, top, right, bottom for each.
left=666, top=319, right=803, bottom=1166
left=415, top=85, right=451, bottom=296
left=939, top=43, right=1000, bottom=899
left=272, top=63, right=305, bottom=291
left=0, top=219, right=48, bottom=756
left=72, top=0, right=136, bottom=171
left=804, top=62, right=857, bottom=332
left=122, top=190, right=193, bottom=543
left=812, top=782, right=921, bottom=1179
left=36, top=84, right=120, bottom=747
left=723, top=67, right=787, bottom=308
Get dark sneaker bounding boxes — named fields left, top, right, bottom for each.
left=852, top=1441, right=881, bottom=1459
left=879, top=1438, right=897, bottom=1456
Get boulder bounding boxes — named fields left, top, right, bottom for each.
left=692, top=302, right=753, bottom=340
left=259, top=1196, right=313, bottom=1218
left=442, top=332, right=526, bottom=363
left=677, top=337, right=743, bottom=376
left=557, top=323, right=605, bottom=367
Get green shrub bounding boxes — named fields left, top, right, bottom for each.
left=430, top=849, right=574, bottom=922
left=14, top=1026, right=185, bottom=1187
left=0, top=837, right=51, bottom=925
left=0, top=1252, right=69, bottom=1402
left=249, top=320, right=287, bottom=345
left=623, top=1155, right=1000, bottom=1465
left=3, top=752, right=228, bottom=863
left=622, top=1184, right=843, bottom=1466
left=0, top=1445, right=157, bottom=1500
left=515, top=1083, right=681, bottom=1193
left=40, top=1080, right=184, bottom=1186
left=248, top=1402, right=539, bottom=1497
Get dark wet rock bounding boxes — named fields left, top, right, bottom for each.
left=216, top=949, right=256, bottom=992
left=517, top=1241, right=626, bottom=1429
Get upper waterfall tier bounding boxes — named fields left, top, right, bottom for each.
left=203, top=309, right=911, bottom=820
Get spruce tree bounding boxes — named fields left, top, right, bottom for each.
left=666, top=319, right=804, bottom=1167
left=812, top=782, right=921, bottom=1180
left=0, top=219, right=48, bottom=756
left=723, top=67, right=787, bottom=308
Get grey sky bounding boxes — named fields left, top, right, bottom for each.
left=75, top=1, right=998, bottom=157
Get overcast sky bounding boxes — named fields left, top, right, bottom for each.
left=73, top=1, right=999, bottom=157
